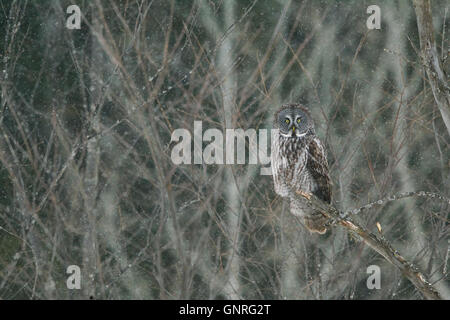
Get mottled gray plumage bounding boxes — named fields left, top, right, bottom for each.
left=271, top=103, right=331, bottom=234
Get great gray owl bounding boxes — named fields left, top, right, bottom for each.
left=271, top=103, right=332, bottom=234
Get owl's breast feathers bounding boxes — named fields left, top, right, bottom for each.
left=272, top=134, right=331, bottom=204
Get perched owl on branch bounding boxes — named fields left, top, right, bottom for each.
left=271, top=103, right=332, bottom=234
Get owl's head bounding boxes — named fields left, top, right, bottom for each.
left=274, top=103, right=315, bottom=138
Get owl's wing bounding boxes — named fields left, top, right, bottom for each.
left=306, top=137, right=332, bottom=203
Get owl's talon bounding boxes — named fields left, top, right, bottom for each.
left=296, top=190, right=312, bottom=200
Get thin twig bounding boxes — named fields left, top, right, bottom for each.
left=341, top=191, right=450, bottom=219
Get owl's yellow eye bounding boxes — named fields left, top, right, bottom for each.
left=285, top=118, right=290, bottom=124
left=297, top=118, right=301, bottom=123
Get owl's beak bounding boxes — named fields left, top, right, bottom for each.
left=291, top=126, right=295, bottom=133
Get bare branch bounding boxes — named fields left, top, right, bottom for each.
left=342, top=191, right=450, bottom=218
left=294, top=191, right=443, bottom=300
left=413, top=0, right=450, bottom=137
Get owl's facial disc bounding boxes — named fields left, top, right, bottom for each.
left=278, top=107, right=310, bottom=138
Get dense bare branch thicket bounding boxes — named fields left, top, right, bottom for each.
left=0, top=0, right=448, bottom=299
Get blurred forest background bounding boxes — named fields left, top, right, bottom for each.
left=0, top=0, right=449, bottom=299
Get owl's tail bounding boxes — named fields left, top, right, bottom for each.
left=289, top=197, right=328, bottom=234
left=304, top=211, right=328, bottom=234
